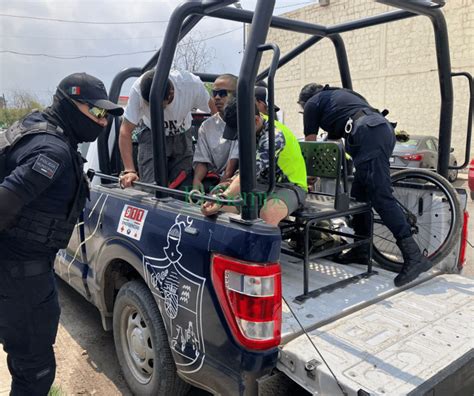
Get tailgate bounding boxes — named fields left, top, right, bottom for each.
left=278, top=274, right=474, bottom=395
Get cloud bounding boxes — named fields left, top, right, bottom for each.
left=0, top=0, right=308, bottom=105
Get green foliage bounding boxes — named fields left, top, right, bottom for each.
left=0, top=103, right=42, bottom=129
left=48, top=385, right=65, bottom=396
left=0, top=90, right=43, bottom=129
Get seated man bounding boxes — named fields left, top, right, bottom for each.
left=201, top=97, right=307, bottom=226
left=192, top=74, right=239, bottom=191
left=119, top=69, right=213, bottom=189
left=255, top=84, right=281, bottom=119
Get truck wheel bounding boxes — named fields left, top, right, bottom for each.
left=113, top=280, right=190, bottom=396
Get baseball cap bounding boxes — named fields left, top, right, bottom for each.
left=58, top=73, right=124, bottom=116
left=254, top=86, right=280, bottom=113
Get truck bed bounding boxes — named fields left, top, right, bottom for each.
left=279, top=257, right=473, bottom=395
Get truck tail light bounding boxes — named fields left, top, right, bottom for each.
left=211, top=254, right=282, bottom=350
left=458, top=211, right=469, bottom=270
left=402, top=153, right=423, bottom=161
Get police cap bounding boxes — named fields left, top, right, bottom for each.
left=58, top=73, right=124, bottom=116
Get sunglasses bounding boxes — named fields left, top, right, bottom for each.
left=212, top=89, right=233, bottom=98
left=87, top=104, right=108, bottom=119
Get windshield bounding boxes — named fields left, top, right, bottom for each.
left=395, top=138, right=419, bottom=149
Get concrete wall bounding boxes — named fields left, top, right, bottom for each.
left=260, top=0, right=474, bottom=163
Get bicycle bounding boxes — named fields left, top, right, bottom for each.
left=372, top=168, right=462, bottom=272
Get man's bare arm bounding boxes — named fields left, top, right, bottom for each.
left=118, top=118, right=139, bottom=188
left=193, top=163, right=208, bottom=190
left=119, top=119, right=137, bottom=170
left=223, top=159, right=238, bottom=181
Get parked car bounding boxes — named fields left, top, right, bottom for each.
left=390, top=134, right=458, bottom=181
left=469, top=158, right=474, bottom=200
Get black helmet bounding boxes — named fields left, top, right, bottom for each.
left=298, top=83, right=324, bottom=107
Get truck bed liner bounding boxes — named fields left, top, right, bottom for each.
left=278, top=271, right=474, bottom=395
left=280, top=256, right=437, bottom=340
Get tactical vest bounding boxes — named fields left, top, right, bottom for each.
left=0, top=113, right=89, bottom=250
left=262, top=114, right=308, bottom=191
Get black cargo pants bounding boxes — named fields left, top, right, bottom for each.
left=0, top=260, right=60, bottom=396
left=347, top=115, right=412, bottom=240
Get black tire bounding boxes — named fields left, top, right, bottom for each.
left=113, top=280, right=190, bottom=396
left=373, top=168, right=462, bottom=272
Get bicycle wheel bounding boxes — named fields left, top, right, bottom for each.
left=373, top=168, right=462, bottom=272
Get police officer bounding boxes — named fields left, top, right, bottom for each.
left=299, top=83, right=431, bottom=287
left=0, top=73, right=123, bottom=395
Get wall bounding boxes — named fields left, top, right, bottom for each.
left=260, top=0, right=474, bottom=162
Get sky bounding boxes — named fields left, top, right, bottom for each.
left=0, top=0, right=317, bottom=106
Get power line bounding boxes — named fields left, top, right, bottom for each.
left=0, top=13, right=169, bottom=25
left=0, top=34, right=166, bottom=41
left=0, top=49, right=157, bottom=59
left=275, top=1, right=315, bottom=10
left=0, top=1, right=316, bottom=25
left=0, top=27, right=242, bottom=60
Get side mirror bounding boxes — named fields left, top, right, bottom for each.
left=450, top=147, right=455, bottom=153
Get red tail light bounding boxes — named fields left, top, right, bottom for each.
left=458, top=211, right=469, bottom=270
left=401, top=153, right=424, bottom=161
left=211, top=254, right=282, bottom=350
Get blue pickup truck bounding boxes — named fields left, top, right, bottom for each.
left=55, top=1, right=473, bottom=395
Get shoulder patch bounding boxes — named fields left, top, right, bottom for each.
left=32, top=154, right=60, bottom=179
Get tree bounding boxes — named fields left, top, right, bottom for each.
left=173, top=32, right=216, bottom=73
left=0, top=90, right=43, bottom=128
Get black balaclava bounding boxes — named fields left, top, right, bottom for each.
left=43, top=88, right=105, bottom=146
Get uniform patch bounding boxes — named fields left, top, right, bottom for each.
left=32, top=154, right=60, bottom=179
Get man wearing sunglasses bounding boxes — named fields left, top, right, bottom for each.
left=119, top=69, right=213, bottom=189
left=0, top=72, right=123, bottom=395
left=192, top=74, right=240, bottom=191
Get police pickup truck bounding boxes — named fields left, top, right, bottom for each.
left=55, top=1, right=473, bottom=395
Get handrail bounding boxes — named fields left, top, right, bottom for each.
left=90, top=170, right=243, bottom=206
left=236, top=0, right=276, bottom=221
left=258, top=43, right=280, bottom=195
left=378, top=0, right=453, bottom=178
left=450, top=72, right=473, bottom=170
left=149, top=0, right=238, bottom=198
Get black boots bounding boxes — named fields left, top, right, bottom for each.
left=394, top=236, right=433, bottom=287
left=334, top=245, right=370, bottom=265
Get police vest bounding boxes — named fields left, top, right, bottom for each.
left=0, top=113, right=89, bottom=250
left=262, top=114, right=308, bottom=191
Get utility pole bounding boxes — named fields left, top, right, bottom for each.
left=234, top=2, right=246, bottom=53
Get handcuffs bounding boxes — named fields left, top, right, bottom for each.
left=344, top=117, right=354, bottom=134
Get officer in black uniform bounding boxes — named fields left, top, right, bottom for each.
left=0, top=73, right=123, bottom=395
left=299, top=83, right=432, bottom=287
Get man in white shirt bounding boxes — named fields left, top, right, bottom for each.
left=192, top=74, right=239, bottom=191
left=119, top=69, right=212, bottom=188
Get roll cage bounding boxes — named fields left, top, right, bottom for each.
left=99, top=0, right=473, bottom=222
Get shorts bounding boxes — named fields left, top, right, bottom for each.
left=255, top=182, right=306, bottom=215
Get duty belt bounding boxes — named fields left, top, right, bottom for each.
left=344, top=108, right=388, bottom=134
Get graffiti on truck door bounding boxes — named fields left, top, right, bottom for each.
left=143, top=215, right=206, bottom=374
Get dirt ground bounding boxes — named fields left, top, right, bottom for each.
left=52, top=278, right=132, bottom=395
left=1, top=176, right=473, bottom=395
